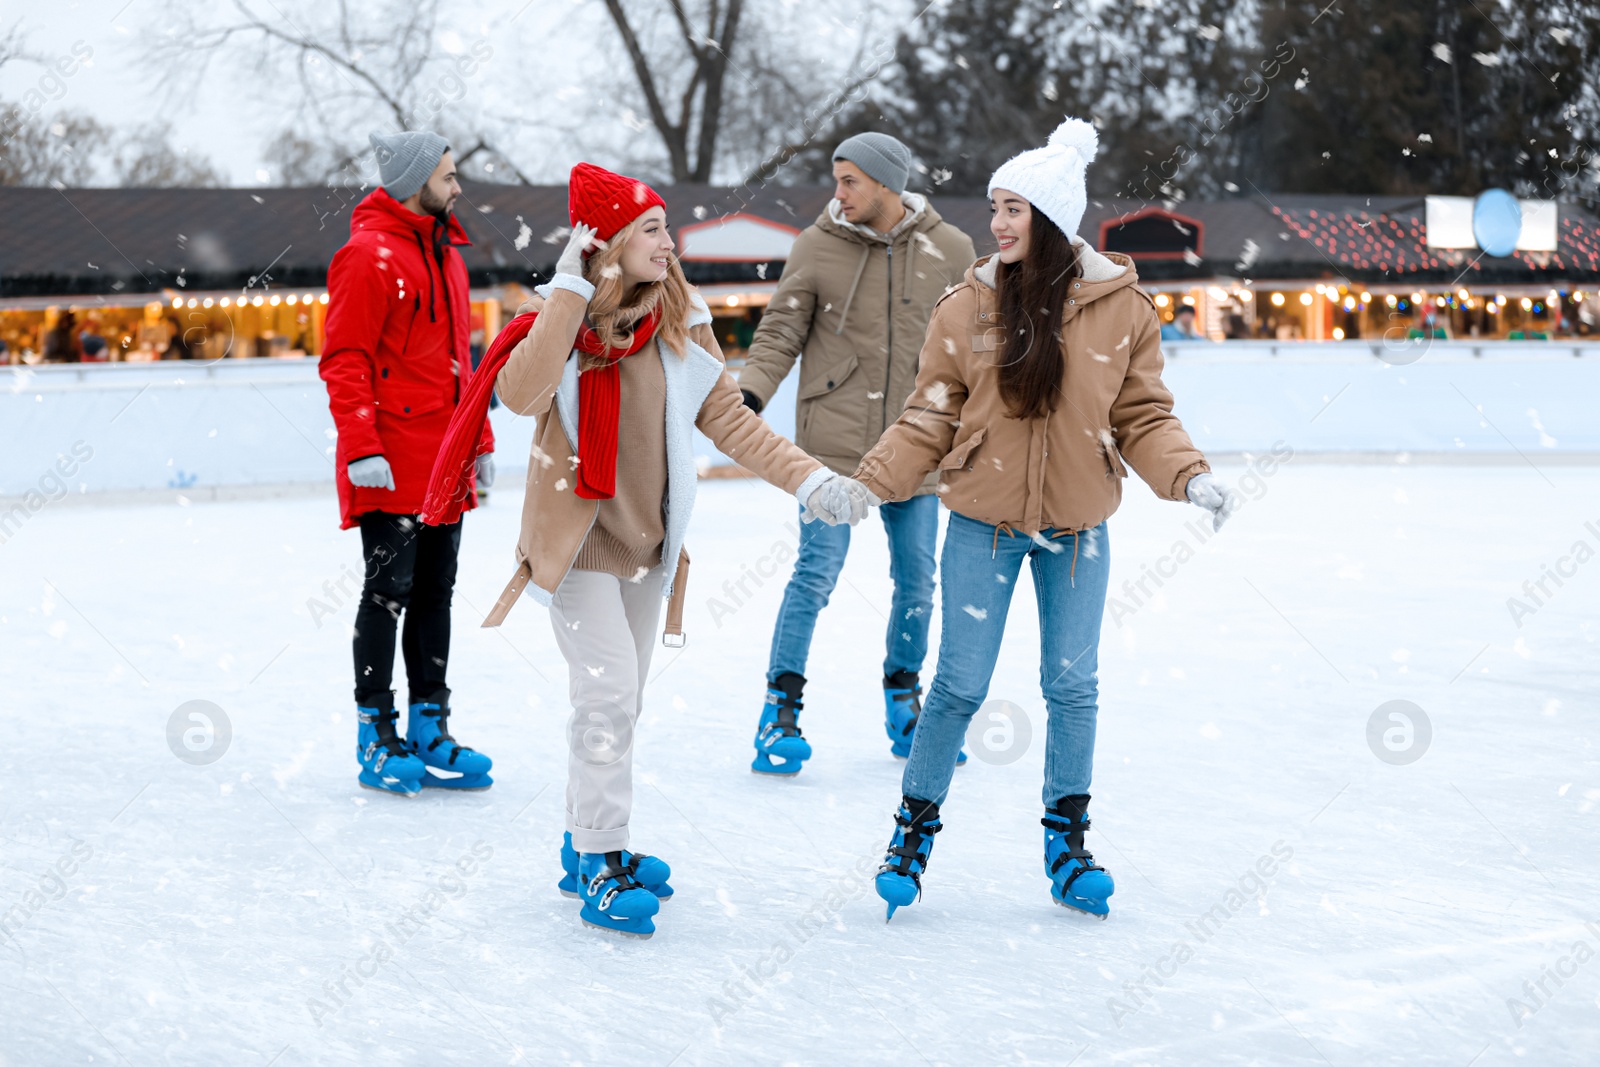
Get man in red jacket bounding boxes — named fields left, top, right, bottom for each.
left=320, top=130, right=496, bottom=797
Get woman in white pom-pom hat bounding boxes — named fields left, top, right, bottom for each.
left=852, top=117, right=1240, bottom=922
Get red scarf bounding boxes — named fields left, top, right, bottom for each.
left=421, top=307, right=659, bottom=525
left=572, top=310, right=660, bottom=499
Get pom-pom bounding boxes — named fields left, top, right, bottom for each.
left=1047, top=117, right=1098, bottom=163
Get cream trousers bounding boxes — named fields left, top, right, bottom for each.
left=548, top=566, right=665, bottom=854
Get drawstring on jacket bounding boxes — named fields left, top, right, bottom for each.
left=903, top=232, right=917, bottom=304
left=991, top=521, right=1015, bottom=559
left=1049, top=528, right=1081, bottom=587
left=833, top=244, right=871, bottom=336
left=991, top=522, right=1081, bottom=587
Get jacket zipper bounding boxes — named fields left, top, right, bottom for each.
left=882, top=244, right=894, bottom=433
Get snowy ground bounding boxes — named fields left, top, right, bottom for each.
left=2, top=459, right=1597, bottom=1066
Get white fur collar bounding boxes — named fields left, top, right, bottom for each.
left=826, top=192, right=928, bottom=242
left=972, top=238, right=1126, bottom=290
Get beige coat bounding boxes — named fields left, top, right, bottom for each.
left=484, top=280, right=828, bottom=628
left=735, top=194, right=976, bottom=484
left=854, top=246, right=1209, bottom=534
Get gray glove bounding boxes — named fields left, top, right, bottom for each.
left=804, top=476, right=876, bottom=526
left=555, top=222, right=599, bottom=280
left=347, top=455, right=395, bottom=491
left=1186, top=472, right=1240, bottom=531
left=475, top=453, right=495, bottom=489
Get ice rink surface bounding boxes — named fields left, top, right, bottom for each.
left=2, top=458, right=1597, bottom=1066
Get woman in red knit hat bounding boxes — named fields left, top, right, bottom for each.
left=432, top=163, right=873, bottom=939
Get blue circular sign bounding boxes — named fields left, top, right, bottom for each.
left=1473, top=189, right=1522, bottom=257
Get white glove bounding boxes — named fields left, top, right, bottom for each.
left=347, top=455, right=395, bottom=490
left=475, top=453, right=495, bottom=489
left=1185, top=472, right=1239, bottom=531
left=804, top=476, right=878, bottom=526
left=555, top=223, right=599, bottom=279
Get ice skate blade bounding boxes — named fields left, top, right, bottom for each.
left=358, top=776, right=422, bottom=798
left=559, top=889, right=580, bottom=899
left=750, top=754, right=804, bottom=776
left=581, top=917, right=654, bottom=940
left=420, top=769, right=492, bottom=791
left=1054, top=898, right=1109, bottom=920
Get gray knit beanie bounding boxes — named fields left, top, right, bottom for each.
left=369, top=130, right=450, bottom=202
left=833, top=132, right=912, bottom=195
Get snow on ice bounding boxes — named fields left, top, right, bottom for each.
left=1, top=462, right=1597, bottom=1064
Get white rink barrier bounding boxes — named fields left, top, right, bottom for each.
left=3, top=341, right=1599, bottom=498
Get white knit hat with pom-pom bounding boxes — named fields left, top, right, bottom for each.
left=987, top=117, right=1099, bottom=238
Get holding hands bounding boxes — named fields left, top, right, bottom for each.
left=805, top=475, right=880, bottom=527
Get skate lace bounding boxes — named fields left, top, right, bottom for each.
left=1042, top=814, right=1105, bottom=889
left=419, top=706, right=475, bottom=764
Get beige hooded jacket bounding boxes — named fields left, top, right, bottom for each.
left=736, top=194, right=976, bottom=485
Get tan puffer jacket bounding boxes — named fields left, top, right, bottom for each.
left=854, top=246, right=1209, bottom=534
left=736, top=194, right=976, bottom=485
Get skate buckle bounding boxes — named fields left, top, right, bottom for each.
left=661, top=632, right=685, bottom=648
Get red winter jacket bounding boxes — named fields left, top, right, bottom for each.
left=320, top=189, right=494, bottom=528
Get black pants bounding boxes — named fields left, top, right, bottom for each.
left=353, top=512, right=462, bottom=707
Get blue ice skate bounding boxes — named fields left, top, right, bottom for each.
left=558, top=832, right=673, bottom=900
left=357, top=696, right=426, bottom=797
left=875, top=796, right=942, bottom=921
left=883, top=670, right=966, bottom=765
left=406, top=688, right=493, bottom=790
left=577, top=851, right=661, bottom=939
left=752, top=672, right=811, bottom=775
left=1043, top=794, right=1114, bottom=919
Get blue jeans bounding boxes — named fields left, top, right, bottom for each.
left=903, top=513, right=1111, bottom=808
left=767, top=494, right=939, bottom=682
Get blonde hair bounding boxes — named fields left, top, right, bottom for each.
left=582, top=216, right=693, bottom=356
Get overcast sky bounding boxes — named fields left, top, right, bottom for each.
left=2, top=0, right=882, bottom=187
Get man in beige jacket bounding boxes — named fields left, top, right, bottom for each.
left=736, top=132, right=976, bottom=774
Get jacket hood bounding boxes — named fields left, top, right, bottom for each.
left=817, top=192, right=942, bottom=245
left=350, top=187, right=471, bottom=247
left=968, top=239, right=1136, bottom=304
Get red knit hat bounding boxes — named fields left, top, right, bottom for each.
left=568, top=162, right=667, bottom=242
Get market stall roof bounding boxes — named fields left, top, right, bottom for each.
left=3, top=184, right=1596, bottom=298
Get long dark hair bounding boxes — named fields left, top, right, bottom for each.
left=996, top=209, right=1081, bottom=420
